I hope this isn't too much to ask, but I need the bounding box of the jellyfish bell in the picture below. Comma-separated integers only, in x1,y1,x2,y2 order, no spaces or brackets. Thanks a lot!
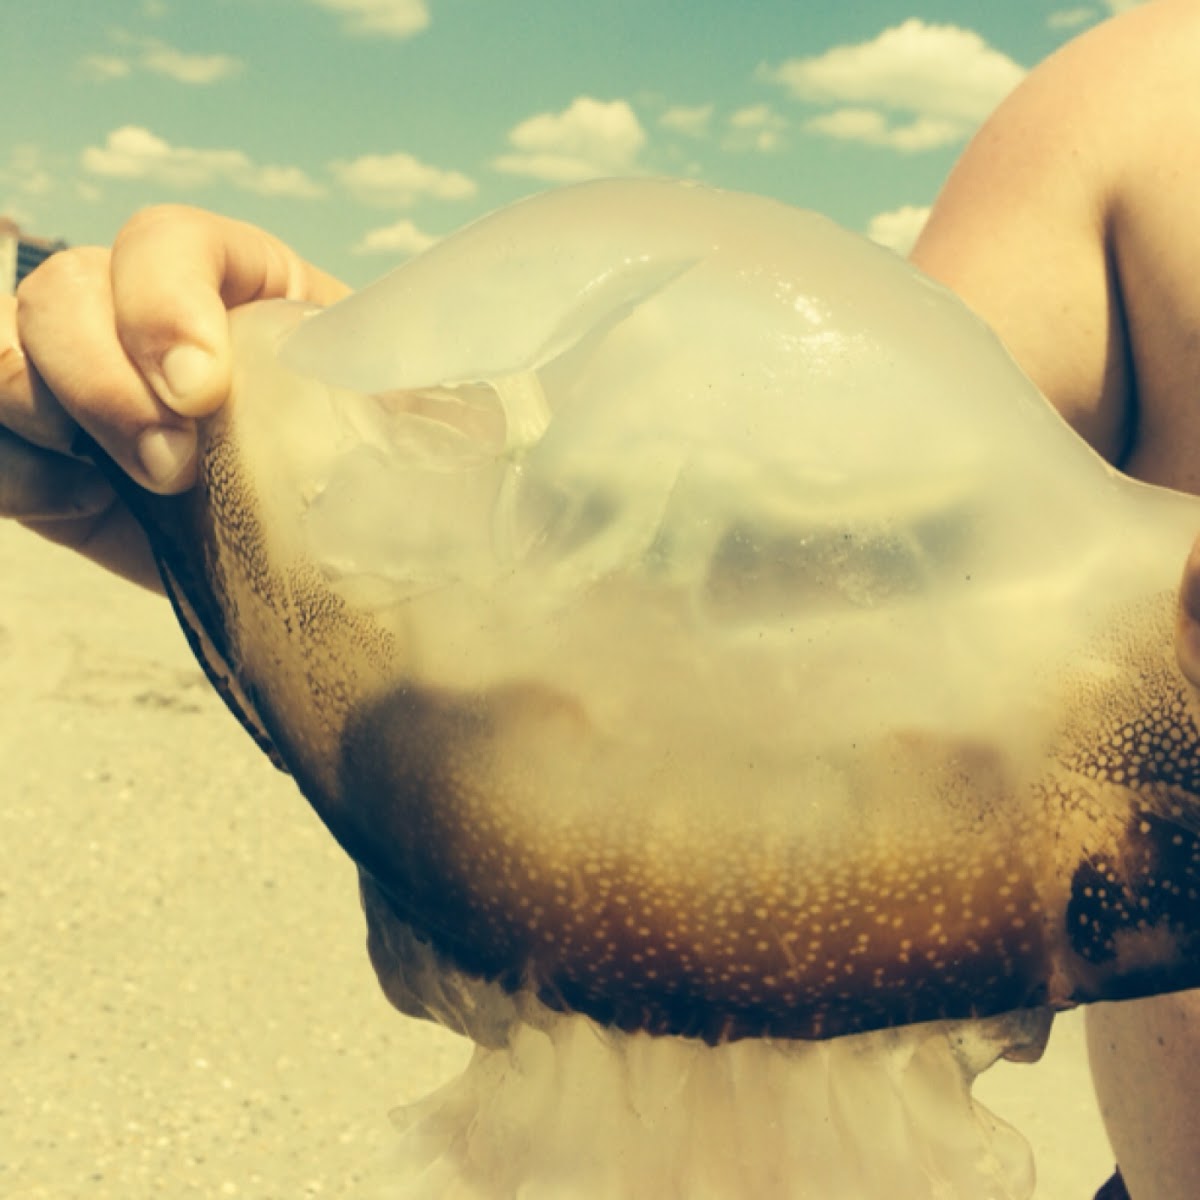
120,179,1200,1198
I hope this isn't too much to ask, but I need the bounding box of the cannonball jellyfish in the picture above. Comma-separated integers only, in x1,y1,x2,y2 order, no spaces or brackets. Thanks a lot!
112,179,1200,1198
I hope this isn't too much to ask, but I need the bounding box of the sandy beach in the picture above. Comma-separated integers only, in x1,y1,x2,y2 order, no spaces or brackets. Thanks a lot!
1,519,1118,1198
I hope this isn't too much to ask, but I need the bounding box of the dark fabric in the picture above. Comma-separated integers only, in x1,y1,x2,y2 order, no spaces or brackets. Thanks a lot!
1093,1168,1131,1200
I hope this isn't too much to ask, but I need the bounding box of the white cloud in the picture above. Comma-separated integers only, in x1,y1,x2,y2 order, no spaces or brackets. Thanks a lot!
310,0,429,38
81,54,133,81
805,106,963,152
765,20,1023,120
331,152,476,206
1046,6,1097,29
352,217,438,256
138,39,242,84
0,145,57,226
493,97,646,182
82,126,324,197
762,20,1025,151
82,34,242,85
724,103,787,152
659,103,714,139
2,146,55,198
866,204,931,254
249,164,328,197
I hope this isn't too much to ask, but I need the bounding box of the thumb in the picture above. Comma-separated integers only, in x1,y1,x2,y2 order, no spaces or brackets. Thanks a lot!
111,205,347,422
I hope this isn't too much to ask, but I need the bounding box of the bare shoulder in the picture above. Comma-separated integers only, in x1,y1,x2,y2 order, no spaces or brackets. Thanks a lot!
1100,3,1200,490
912,0,1200,477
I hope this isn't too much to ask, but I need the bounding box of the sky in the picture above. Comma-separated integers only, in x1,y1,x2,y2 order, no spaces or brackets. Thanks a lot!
2,0,1141,288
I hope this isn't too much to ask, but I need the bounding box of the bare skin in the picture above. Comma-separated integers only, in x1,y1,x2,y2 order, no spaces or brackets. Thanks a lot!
3,5,1198,1193
0,205,348,587
912,1,1200,1195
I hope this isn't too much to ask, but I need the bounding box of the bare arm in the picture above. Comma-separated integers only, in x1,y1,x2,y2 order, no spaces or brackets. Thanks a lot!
912,5,1200,1196
910,3,1142,462
914,0,1200,668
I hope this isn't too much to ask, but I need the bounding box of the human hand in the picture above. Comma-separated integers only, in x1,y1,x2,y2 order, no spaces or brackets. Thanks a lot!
0,205,349,587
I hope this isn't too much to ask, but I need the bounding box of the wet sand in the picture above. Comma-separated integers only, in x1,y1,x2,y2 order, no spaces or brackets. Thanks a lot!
1,521,1115,1198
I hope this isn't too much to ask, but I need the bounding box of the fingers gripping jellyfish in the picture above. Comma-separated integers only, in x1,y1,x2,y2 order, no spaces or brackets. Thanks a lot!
115,180,1200,1198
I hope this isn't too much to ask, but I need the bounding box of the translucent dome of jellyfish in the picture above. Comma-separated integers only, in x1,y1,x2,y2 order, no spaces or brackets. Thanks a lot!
120,179,1200,1199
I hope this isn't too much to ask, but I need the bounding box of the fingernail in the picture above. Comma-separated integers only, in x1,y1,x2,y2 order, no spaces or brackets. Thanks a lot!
159,343,216,413
137,425,196,489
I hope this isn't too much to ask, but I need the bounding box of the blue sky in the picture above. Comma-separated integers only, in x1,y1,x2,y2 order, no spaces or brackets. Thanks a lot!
2,0,1137,287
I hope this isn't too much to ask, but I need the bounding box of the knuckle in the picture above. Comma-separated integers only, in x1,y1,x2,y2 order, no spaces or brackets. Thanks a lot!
0,339,28,394
113,203,209,255
16,245,107,305
111,205,221,350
